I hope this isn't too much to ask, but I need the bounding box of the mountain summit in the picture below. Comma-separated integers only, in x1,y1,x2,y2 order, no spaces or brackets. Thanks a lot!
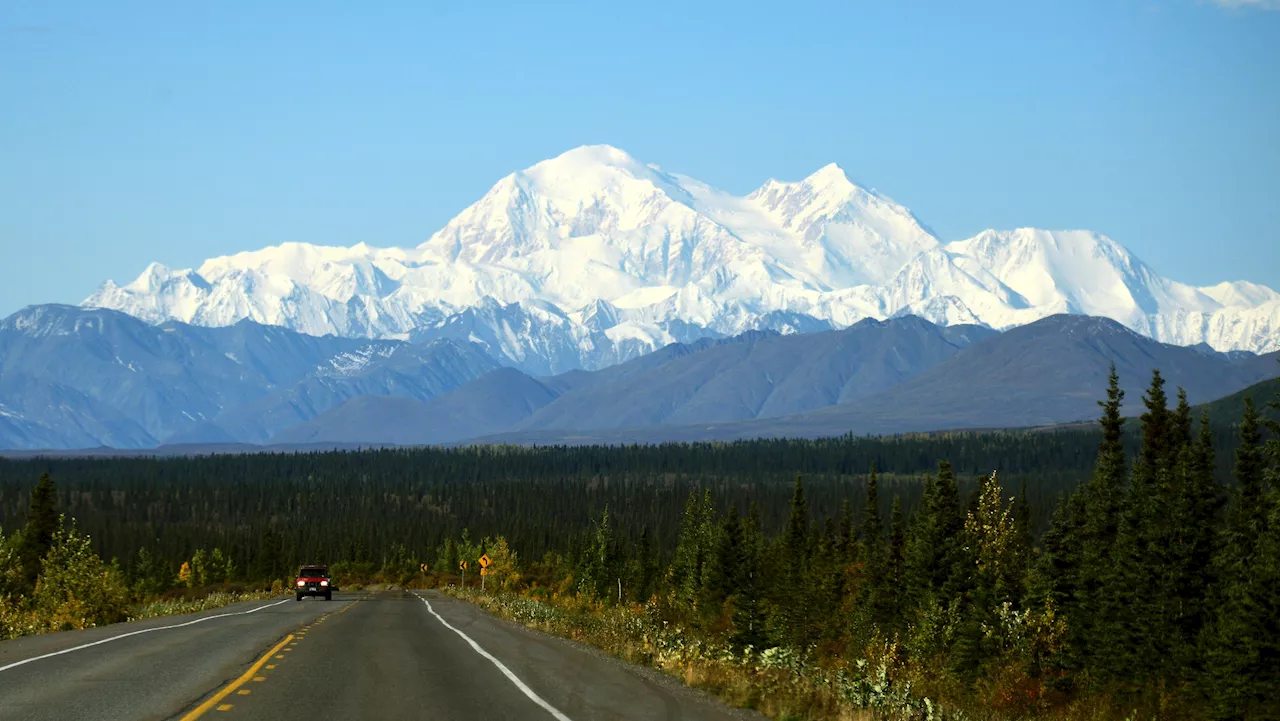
82,145,1280,373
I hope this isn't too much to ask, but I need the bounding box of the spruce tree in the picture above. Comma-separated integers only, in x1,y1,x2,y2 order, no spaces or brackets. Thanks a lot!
1201,395,1280,718
786,474,809,561
1159,443,1217,680
1193,409,1216,482
1172,386,1193,450
669,490,715,613
838,499,855,563
631,526,658,602
1009,478,1033,607
19,472,59,586
860,465,882,555
854,466,891,630
1033,490,1087,689
884,495,907,630
781,474,812,648
1234,396,1266,535
1075,365,1128,669
704,505,743,621
1138,368,1172,473
1101,368,1179,688
731,503,769,650
904,461,964,609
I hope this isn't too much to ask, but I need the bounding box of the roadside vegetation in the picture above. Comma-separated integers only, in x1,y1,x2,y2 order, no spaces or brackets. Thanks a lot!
0,479,281,639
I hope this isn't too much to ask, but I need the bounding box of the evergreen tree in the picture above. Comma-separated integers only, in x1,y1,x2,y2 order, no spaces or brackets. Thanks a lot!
704,504,743,616
18,472,59,586
1138,368,1173,473
581,507,618,601
853,466,892,633
860,465,883,558
1160,443,1218,680
1100,368,1183,689
1033,490,1087,688
1073,365,1128,672
883,495,907,631
668,490,715,613
785,474,809,561
1172,386,1193,449
1234,396,1267,536
837,499,855,563
1201,394,1280,718
629,526,658,602
1012,478,1033,588
904,461,964,609
780,474,812,648
731,503,769,650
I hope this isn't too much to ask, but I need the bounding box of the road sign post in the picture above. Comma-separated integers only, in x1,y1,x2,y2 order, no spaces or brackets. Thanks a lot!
459,560,468,588
478,554,491,592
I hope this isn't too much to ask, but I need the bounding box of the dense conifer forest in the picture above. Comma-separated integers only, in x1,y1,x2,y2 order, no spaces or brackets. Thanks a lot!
1,365,1278,718
0,420,1162,579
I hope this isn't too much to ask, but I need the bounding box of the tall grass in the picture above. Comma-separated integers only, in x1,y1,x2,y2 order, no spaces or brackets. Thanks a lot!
445,587,966,721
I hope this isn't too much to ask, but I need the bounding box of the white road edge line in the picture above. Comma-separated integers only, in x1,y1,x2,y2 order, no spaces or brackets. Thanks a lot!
0,598,291,674
415,593,572,721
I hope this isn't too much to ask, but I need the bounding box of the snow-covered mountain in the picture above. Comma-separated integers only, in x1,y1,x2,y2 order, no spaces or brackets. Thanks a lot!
83,145,1280,373
0,305,500,449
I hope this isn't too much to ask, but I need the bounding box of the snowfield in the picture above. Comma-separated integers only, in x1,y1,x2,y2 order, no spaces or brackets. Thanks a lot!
83,145,1280,374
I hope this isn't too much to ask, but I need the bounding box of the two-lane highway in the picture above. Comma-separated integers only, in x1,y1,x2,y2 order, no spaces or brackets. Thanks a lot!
0,593,358,721
0,590,766,720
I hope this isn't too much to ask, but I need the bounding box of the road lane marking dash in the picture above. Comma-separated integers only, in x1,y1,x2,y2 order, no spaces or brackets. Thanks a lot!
415,594,572,721
0,599,290,674
215,704,233,712
180,634,293,720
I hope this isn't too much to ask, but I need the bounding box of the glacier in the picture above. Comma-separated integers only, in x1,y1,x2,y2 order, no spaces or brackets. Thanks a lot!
83,144,1280,374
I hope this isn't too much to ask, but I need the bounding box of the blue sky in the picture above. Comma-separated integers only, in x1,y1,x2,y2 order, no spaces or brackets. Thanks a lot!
1,0,1278,318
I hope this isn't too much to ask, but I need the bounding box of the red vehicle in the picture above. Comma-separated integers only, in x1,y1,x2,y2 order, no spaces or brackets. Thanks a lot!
295,565,333,601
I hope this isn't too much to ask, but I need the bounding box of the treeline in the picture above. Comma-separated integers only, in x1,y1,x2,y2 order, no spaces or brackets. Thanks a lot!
0,420,1245,585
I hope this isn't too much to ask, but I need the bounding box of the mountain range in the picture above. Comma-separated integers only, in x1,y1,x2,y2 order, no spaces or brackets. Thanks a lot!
7,145,1278,450
279,314,1280,448
0,305,498,449
6,302,1273,451
82,145,1280,377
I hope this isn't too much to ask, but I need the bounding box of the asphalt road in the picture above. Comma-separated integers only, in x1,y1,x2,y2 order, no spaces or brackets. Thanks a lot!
0,590,766,721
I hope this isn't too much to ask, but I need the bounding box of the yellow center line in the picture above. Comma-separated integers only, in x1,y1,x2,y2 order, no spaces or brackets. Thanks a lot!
180,634,293,720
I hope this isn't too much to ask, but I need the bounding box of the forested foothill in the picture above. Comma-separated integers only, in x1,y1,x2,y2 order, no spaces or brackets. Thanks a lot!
1,365,1278,719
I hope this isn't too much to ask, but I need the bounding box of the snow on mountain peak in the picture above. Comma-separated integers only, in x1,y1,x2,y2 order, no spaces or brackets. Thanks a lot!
80,146,1280,369
535,144,647,173
802,162,856,192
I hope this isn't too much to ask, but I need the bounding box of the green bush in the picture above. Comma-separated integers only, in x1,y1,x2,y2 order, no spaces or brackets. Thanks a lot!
32,518,131,632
